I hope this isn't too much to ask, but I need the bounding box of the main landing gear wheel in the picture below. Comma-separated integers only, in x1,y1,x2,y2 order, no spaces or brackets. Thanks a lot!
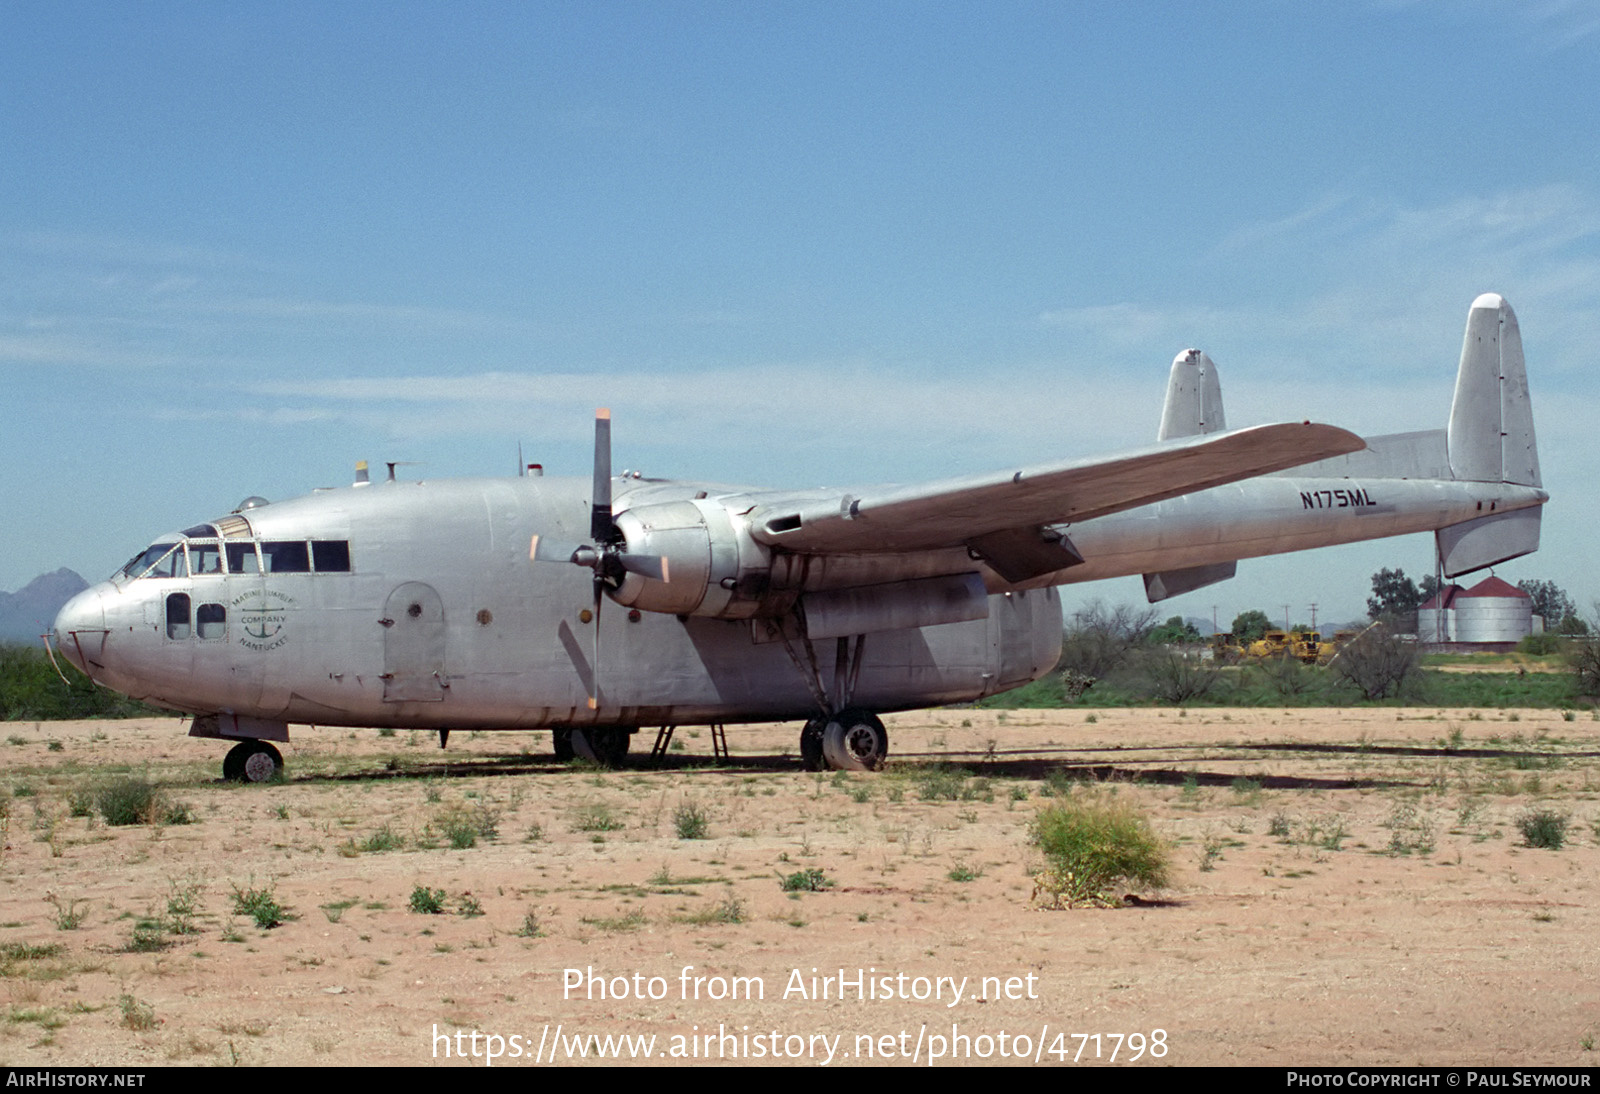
570,727,631,767
799,717,827,771
821,708,888,771
551,728,574,761
223,740,283,783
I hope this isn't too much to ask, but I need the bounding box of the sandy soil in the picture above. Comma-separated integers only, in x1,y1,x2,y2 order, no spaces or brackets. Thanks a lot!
2,707,1597,1068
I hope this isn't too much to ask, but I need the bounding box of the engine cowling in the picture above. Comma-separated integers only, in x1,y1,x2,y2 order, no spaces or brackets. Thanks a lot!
608,499,783,619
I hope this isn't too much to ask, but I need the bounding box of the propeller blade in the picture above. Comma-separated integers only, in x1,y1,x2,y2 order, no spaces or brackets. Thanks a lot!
587,576,603,711
591,408,613,542
618,553,669,582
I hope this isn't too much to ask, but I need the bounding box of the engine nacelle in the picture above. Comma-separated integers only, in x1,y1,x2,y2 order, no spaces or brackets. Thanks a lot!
610,499,782,618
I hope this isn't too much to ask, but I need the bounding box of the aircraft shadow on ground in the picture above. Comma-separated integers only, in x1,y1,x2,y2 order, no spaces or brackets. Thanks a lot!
230,737,1571,791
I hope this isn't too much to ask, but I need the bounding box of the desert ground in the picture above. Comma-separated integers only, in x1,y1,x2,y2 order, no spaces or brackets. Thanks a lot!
1,706,1597,1068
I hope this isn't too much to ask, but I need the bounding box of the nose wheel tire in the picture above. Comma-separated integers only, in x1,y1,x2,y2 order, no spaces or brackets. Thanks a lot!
570,727,631,766
821,709,888,771
223,740,283,783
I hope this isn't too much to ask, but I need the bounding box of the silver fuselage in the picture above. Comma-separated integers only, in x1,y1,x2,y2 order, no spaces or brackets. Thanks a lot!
53,453,1544,731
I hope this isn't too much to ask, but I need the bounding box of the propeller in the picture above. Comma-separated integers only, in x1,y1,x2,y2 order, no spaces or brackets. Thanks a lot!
529,409,668,710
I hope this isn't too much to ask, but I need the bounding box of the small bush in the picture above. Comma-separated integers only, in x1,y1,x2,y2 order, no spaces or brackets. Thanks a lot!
673,801,710,840
230,881,285,929
1030,793,1170,907
573,803,623,832
677,895,746,925
95,777,160,826
436,803,499,849
46,893,87,931
124,918,169,953
165,874,205,935
119,994,158,1031
360,825,404,853
778,868,834,892
1517,809,1568,850
409,885,447,914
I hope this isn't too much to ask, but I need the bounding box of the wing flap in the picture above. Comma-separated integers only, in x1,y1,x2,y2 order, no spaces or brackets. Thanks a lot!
752,422,1364,555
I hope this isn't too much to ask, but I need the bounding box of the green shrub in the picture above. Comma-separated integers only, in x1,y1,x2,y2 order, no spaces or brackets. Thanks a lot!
360,825,404,853
1030,793,1170,907
95,776,160,826
1517,809,1568,850
435,803,499,849
409,885,447,914
778,868,834,892
673,801,710,840
230,881,285,929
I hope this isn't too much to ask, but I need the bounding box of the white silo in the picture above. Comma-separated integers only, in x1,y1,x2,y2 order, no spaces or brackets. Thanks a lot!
1417,584,1463,643
1453,577,1532,644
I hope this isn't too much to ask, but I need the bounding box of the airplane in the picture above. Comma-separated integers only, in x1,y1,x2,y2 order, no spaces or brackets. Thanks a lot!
51,293,1546,781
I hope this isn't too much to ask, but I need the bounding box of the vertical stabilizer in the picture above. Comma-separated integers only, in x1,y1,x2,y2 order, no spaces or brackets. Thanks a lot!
1158,349,1225,441
1447,293,1541,487
1438,293,1544,577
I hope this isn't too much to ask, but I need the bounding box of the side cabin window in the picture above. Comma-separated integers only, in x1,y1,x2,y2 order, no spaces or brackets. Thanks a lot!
312,541,351,572
196,603,226,640
166,593,191,639
261,541,310,573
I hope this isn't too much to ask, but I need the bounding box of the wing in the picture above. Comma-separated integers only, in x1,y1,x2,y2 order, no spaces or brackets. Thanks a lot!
749,422,1364,575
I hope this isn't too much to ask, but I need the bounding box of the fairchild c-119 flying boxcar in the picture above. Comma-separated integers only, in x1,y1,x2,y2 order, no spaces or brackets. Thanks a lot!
52,294,1545,780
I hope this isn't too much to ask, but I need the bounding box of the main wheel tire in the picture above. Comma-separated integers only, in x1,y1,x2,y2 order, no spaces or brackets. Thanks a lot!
552,728,574,761
821,709,888,771
799,717,826,771
571,727,631,767
223,740,283,783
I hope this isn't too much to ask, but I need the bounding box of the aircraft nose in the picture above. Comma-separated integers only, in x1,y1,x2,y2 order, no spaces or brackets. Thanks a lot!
53,587,107,675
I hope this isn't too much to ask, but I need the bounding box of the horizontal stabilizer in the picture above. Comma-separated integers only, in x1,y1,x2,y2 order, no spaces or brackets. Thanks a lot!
1436,508,1541,578
1143,561,1237,602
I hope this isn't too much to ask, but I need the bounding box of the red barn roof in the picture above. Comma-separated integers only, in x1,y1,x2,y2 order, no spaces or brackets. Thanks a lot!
1459,576,1528,600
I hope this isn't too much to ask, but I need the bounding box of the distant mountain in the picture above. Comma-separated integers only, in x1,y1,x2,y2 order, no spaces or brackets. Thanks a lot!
0,568,88,643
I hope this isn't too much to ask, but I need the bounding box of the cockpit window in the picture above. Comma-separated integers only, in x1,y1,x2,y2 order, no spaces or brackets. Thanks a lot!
260,541,310,573
189,541,224,575
226,542,259,574
121,542,183,580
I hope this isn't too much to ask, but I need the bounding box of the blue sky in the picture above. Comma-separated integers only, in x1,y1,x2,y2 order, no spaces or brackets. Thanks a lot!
3,1,1598,627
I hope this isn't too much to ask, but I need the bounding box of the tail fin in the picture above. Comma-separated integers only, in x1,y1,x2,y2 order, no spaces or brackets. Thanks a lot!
1448,293,1541,487
1148,350,1236,600
1158,349,1225,440
1438,293,1543,576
